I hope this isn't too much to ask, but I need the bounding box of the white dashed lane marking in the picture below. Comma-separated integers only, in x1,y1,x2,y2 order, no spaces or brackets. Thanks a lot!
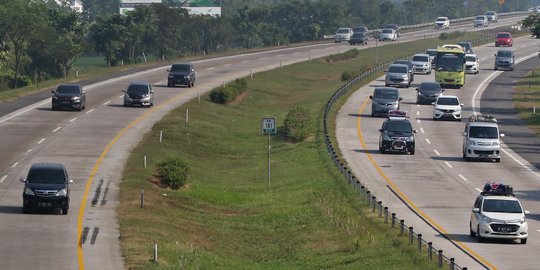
416,111,420,116
86,109,94,114
242,60,249,63
475,188,483,193
258,57,267,60
53,127,61,133
37,138,45,144
206,67,215,71
444,161,453,168
104,101,112,105
224,63,231,66
26,149,32,153
69,117,77,123
417,119,421,124
0,175,6,183
425,138,431,144
420,128,424,133
11,162,19,168
459,174,469,182
433,149,440,156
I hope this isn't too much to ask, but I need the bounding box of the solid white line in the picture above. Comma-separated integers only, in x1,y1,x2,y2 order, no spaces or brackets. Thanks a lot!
459,174,469,182
104,101,111,105
86,109,94,114
53,127,61,133
206,67,215,70
37,138,45,144
444,161,453,168
0,175,6,183
69,117,77,123
501,147,540,178
0,99,49,125
475,188,483,193
425,138,431,144
11,162,19,168
420,127,425,133
433,149,440,156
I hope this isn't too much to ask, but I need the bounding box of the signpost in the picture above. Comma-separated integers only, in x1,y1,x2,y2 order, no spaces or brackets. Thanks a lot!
261,117,276,187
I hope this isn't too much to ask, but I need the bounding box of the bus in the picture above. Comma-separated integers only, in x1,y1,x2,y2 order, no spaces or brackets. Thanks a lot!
435,45,466,88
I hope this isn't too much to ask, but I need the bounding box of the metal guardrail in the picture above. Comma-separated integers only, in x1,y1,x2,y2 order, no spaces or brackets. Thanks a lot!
321,34,502,270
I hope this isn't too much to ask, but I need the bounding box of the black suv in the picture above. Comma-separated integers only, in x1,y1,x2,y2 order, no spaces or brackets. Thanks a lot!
21,163,72,214
167,62,196,87
378,113,417,154
349,32,368,45
123,81,154,107
51,84,86,111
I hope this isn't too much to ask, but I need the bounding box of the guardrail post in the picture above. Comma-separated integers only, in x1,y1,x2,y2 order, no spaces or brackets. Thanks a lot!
428,242,433,261
438,250,443,268
391,213,396,227
366,191,371,206
384,207,388,223
372,197,376,213
378,201,383,217
417,234,422,252
409,227,414,244
400,220,405,235
450,258,455,270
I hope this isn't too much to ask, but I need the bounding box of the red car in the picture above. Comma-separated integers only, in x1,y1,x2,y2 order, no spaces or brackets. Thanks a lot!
495,32,513,47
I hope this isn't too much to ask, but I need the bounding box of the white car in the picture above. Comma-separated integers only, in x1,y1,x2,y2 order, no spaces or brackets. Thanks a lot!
470,182,528,244
432,95,462,120
411,53,431,74
434,17,450,29
465,54,479,74
474,15,488,27
334,28,353,43
379,28,397,41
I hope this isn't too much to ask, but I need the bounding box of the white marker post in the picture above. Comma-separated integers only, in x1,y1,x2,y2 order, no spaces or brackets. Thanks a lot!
261,117,277,187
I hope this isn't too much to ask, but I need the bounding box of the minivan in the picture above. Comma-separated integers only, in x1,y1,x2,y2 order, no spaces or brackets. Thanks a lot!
463,115,504,162
370,87,402,117
494,49,514,71
21,163,73,214
334,28,353,43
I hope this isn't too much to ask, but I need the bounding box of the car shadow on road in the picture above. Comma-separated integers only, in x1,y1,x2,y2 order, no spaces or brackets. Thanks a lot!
0,206,23,214
348,113,372,118
353,149,379,155
440,234,521,245
430,156,468,162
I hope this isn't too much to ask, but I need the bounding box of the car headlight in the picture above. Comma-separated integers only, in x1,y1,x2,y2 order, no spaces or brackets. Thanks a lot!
168,75,174,78
24,188,35,196
468,139,476,146
55,189,68,197
492,141,499,146
482,215,493,223
72,96,80,101
52,95,58,100
402,74,408,79
184,75,190,79
509,59,513,63
406,136,414,142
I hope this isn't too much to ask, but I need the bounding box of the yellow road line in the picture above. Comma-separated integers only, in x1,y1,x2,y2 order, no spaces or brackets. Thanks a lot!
356,97,496,270
77,92,188,270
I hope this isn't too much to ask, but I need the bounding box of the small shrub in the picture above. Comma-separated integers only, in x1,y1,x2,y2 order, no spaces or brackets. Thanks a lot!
326,49,360,62
341,71,352,81
284,106,311,142
156,158,189,189
209,78,247,104
438,31,465,40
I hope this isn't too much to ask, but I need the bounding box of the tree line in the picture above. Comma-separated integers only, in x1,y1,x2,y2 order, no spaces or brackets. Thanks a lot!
0,0,530,90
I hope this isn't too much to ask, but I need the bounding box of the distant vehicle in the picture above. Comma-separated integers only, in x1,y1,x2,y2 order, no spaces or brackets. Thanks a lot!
434,17,450,29
537,6,540,12
349,32,368,45
21,163,73,214
457,41,473,54
465,54,480,74
426,49,437,68
167,62,196,87
485,11,498,22
51,83,86,111
370,87,401,117
441,44,462,50
474,15,488,27
432,95,463,121
385,64,411,88
123,81,154,107
470,182,528,244
463,115,504,162
334,27,353,43
384,24,400,37
494,49,515,71
352,26,369,35
495,32,513,47
411,53,431,74
435,45,466,88
378,110,416,154
528,7,534,13
379,28,397,41
394,59,415,82
416,82,443,104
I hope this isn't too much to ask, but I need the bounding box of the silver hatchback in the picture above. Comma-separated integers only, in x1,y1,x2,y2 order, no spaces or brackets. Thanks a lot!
385,64,410,88
123,81,154,107
370,87,402,117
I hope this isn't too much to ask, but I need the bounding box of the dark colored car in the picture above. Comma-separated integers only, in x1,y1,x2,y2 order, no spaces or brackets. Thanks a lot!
426,49,437,68
123,81,154,107
353,26,368,34
21,163,72,214
416,82,444,104
394,59,415,82
370,87,402,116
384,24,400,37
349,32,368,45
167,62,196,87
495,32,513,47
458,41,473,54
378,116,416,154
51,84,85,111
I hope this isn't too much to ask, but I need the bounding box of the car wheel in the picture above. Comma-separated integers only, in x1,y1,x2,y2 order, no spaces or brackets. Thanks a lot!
521,238,527,244
495,158,501,163
494,67,498,70
62,208,68,215
123,103,128,107
22,205,29,214
469,223,476,237
52,106,57,111
510,67,514,71
379,147,386,154
409,148,415,155
77,106,82,111
476,226,483,242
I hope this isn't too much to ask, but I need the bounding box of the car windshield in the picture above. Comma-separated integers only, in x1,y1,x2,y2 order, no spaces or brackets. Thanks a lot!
353,33,365,37
475,16,485,20
384,121,412,133
436,97,459,105
170,64,191,72
353,27,367,33
419,83,441,92
486,12,496,16
394,61,410,67
337,29,350,33
436,18,446,22
56,85,80,94
483,199,522,213
412,55,428,62
497,51,512,57
127,84,150,95
469,126,498,139
497,33,510,38
27,168,66,184
382,29,393,34
374,89,398,99
466,56,477,62
388,66,407,73
435,52,465,72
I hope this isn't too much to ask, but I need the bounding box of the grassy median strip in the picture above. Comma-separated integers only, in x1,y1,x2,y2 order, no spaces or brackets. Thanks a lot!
514,67,540,134
118,29,518,269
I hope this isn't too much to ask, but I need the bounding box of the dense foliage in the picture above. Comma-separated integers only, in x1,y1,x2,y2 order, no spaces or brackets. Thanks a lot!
521,13,540,37
284,106,311,142
156,158,189,189
0,0,530,90
209,78,247,104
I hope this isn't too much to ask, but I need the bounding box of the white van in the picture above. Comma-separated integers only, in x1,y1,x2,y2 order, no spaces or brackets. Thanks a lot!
335,28,353,43
463,115,504,162
435,17,450,29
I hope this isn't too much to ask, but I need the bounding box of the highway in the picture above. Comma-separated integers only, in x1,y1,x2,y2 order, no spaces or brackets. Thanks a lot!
0,14,530,270
336,36,540,269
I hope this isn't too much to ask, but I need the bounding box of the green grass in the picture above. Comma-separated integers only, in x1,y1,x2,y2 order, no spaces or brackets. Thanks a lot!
116,28,527,269
514,67,540,135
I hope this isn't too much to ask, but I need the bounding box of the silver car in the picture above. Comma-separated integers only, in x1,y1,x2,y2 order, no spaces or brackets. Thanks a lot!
494,49,514,71
385,64,410,88
379,28,397,41
123,81,154,107
370,87,401,117
474,15,488,27
334,28,353,43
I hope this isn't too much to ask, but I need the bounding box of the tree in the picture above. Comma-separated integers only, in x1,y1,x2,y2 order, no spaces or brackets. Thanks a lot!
522,13,540,38
89,14,128,66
